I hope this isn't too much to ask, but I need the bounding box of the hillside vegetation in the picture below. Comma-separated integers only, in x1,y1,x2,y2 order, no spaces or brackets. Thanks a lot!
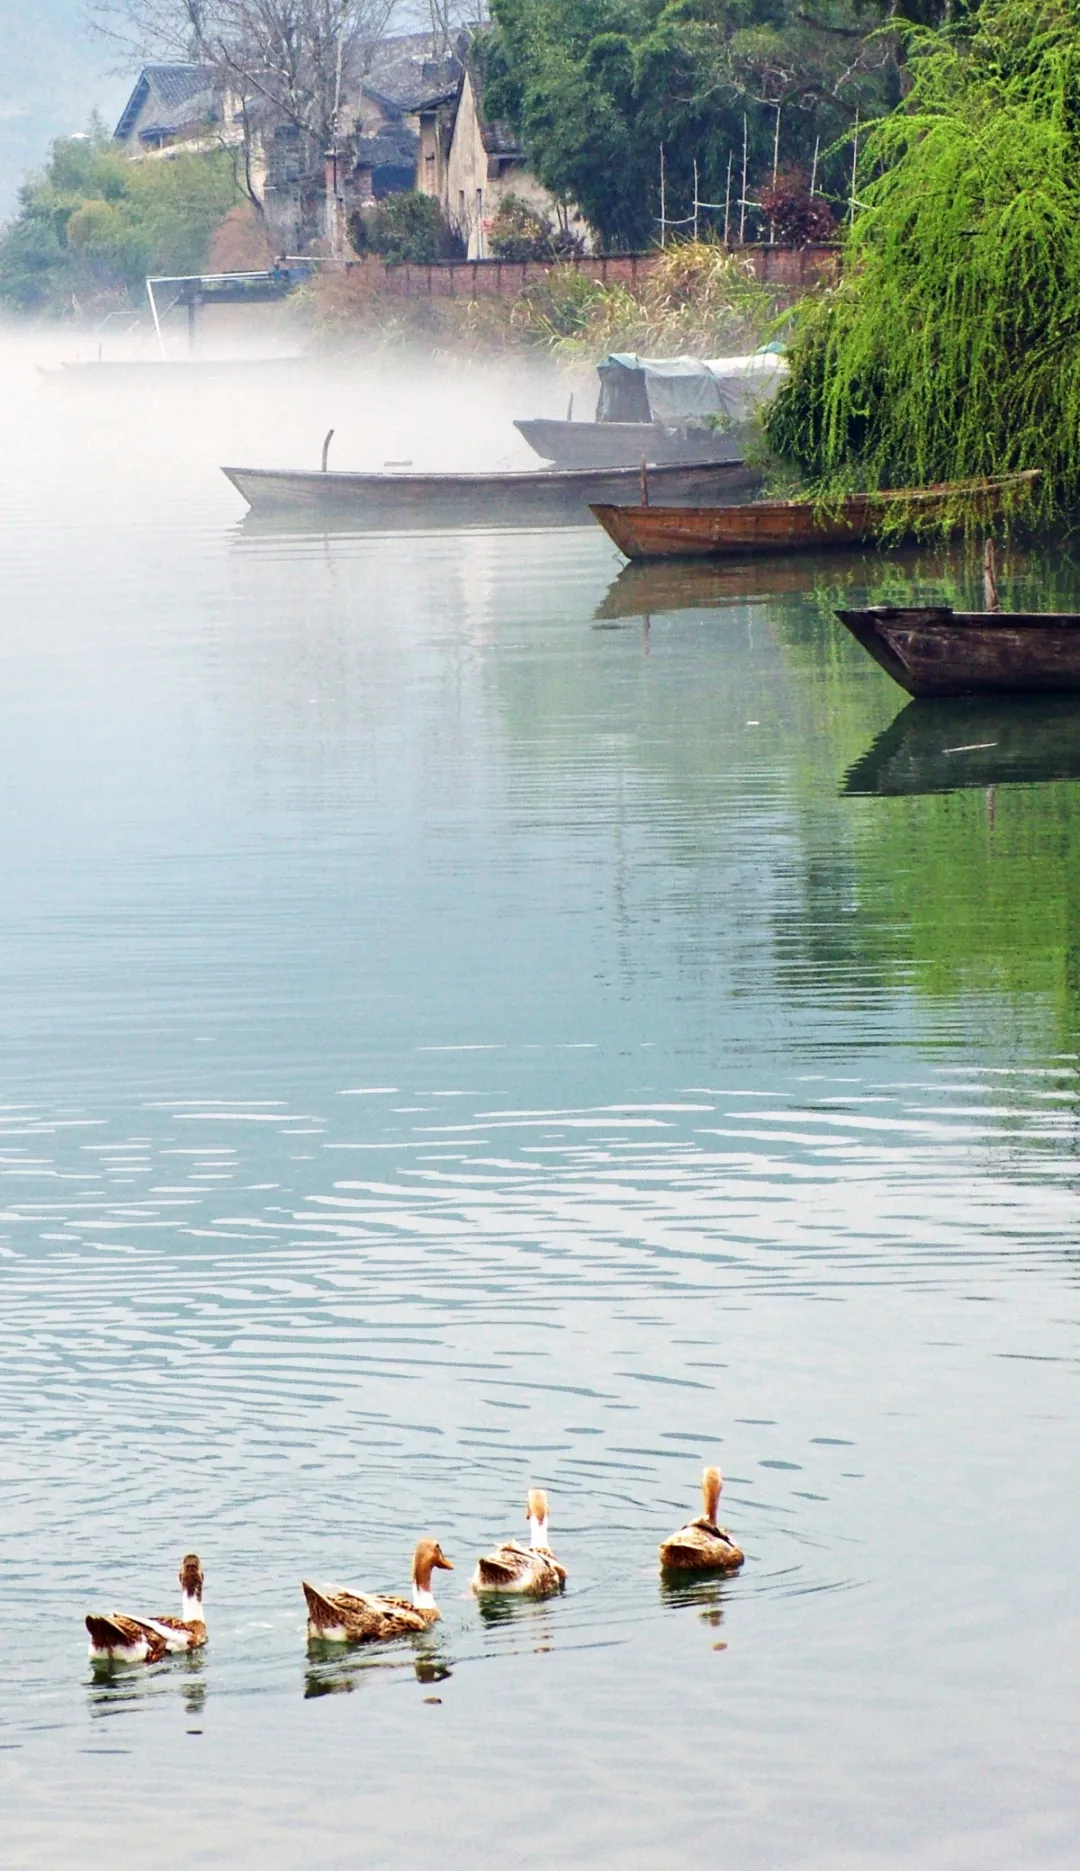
0,124,241,316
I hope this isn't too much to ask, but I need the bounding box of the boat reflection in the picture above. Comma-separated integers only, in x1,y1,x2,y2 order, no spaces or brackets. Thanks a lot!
844,695,1080,796
593,543,960,622
595,555,831,620
303,1640,452,1699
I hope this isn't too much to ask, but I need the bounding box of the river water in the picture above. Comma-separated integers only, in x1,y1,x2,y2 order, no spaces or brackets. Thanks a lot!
1,339,1078,1869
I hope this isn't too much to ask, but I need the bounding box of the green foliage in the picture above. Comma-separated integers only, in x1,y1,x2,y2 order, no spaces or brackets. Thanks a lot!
488,192,585,260
766,0,1080,520
362,191,463,264
484,0,911,251
0,124,241,316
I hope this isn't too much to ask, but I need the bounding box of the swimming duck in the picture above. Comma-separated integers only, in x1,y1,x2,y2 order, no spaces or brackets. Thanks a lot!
471,1488,567,1597
302,1538,453,1643
85,1553,206,1663
659,1467,744,1573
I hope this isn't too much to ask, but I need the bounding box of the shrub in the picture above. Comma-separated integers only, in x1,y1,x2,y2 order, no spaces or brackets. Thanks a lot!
757,171,837,248
488,193,584,262
363,191,463,264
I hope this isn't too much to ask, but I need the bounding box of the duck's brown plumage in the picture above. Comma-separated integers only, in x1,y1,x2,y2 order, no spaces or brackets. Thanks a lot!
303,1539,453,1643
471,1488,567,1597
659,1467,744,1573
85,1554,207,1661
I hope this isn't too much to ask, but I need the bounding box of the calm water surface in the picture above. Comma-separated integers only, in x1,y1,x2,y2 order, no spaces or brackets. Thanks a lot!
1,343,1079,1868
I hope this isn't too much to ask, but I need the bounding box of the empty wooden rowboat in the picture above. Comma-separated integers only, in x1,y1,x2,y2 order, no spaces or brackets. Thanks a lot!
221,457,761,529
589,473,1040,561
835,604,1080,698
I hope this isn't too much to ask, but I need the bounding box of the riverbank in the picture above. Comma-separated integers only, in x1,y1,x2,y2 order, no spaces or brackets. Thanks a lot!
301,241,835,360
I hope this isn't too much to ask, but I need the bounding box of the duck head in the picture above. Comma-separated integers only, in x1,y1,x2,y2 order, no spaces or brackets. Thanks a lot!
411,1538,453,1608
179,1553,204,1621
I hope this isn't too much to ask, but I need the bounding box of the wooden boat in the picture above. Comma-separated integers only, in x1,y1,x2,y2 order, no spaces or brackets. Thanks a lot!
514,417,741,470
835,603,1080,698
590,474,1040,561
221,457,761,529
843,695,1080,795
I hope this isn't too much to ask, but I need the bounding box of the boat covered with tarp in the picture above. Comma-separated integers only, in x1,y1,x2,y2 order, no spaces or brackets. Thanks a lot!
515,350,787,469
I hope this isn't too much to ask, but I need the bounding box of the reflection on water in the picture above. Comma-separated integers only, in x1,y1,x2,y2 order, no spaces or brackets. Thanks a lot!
304,1642,452,1699
2,345,1080,1868
844,694,1080,795
87,1652,208,1725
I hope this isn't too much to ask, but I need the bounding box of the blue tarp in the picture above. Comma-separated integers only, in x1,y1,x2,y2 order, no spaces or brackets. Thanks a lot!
596,350,787,426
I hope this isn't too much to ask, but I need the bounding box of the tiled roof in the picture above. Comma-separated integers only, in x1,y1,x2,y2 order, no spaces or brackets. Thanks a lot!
357,33,462,114
114,64,216,141
479,118,524,158
353,126,419,170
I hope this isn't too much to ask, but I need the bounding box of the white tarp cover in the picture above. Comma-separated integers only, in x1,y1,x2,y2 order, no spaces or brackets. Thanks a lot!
597,350,788,426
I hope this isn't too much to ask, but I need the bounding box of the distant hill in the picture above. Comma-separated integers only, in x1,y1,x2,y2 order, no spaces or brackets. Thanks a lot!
0,0,128,218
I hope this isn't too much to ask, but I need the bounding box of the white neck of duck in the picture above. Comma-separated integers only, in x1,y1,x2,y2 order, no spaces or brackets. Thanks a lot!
181,1590,204,1622
529,1513,550,1549
412,1581,437,1610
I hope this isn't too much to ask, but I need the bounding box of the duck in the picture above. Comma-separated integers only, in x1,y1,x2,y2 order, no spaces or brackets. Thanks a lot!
659,1467,744,1573
86,1553,206,1663
471,1488,567,1597
302,1538,453,1643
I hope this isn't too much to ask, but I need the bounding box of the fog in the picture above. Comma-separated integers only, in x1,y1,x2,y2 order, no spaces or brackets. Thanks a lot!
1,316,584,530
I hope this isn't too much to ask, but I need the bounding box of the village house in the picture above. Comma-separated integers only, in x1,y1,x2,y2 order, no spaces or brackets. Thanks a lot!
415,53,587,260
113,39,457,251
113,63,247,161
112,31,580,259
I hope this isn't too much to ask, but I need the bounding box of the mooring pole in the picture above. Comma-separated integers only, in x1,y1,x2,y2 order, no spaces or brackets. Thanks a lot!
321,428,335,472
983,538,1001,611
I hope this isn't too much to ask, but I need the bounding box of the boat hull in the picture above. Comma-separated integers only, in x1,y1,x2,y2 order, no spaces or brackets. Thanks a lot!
514,418,743,469
590,475,1039,561
836,606,1080,698
221,459,760,527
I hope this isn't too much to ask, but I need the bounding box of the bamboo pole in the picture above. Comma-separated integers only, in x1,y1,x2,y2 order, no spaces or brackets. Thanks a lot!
849,111,860,225
769,105,781,243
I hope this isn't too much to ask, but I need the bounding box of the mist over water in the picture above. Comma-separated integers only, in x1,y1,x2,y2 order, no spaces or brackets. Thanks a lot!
1,328,1079,1869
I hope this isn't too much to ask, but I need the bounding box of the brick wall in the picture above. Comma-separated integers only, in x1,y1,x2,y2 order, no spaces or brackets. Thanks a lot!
337,245,838,300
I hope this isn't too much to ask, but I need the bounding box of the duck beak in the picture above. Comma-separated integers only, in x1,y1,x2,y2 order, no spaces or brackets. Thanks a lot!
436,1550,454,1571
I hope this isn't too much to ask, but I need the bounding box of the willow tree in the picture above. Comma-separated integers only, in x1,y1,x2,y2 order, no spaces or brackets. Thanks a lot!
766,0,1080,521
